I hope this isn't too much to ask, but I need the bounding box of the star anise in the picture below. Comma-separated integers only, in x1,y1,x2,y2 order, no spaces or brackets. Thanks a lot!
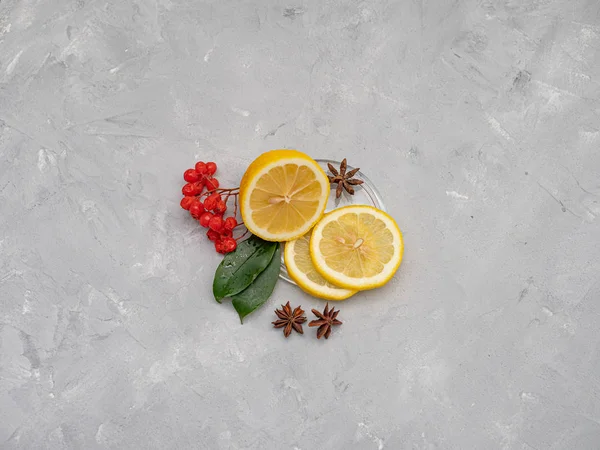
309,303,343,339
327,158,364,199
272,302,306,337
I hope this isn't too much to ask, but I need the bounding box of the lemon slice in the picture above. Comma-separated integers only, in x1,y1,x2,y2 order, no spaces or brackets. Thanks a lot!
240,150,330,242
310,205,403,290
284,233,357,300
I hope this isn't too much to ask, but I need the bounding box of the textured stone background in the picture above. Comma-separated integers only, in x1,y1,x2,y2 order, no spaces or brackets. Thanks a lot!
1,0,600,448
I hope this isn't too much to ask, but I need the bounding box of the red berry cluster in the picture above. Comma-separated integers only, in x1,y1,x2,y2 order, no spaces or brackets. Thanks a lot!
179,161,242,254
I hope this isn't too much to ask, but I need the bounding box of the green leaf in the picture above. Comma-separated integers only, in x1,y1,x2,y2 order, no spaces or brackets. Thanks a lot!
232,245,281,323
213,235,277,302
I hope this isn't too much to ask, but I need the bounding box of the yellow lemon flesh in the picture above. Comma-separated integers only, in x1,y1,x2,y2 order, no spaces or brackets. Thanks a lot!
240,150,330,242
284,232,356,301
310,205,403,290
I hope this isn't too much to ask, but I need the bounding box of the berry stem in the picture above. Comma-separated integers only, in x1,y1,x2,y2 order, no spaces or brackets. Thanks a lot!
198,187,239,200
236,228,250,241
211,188,239,194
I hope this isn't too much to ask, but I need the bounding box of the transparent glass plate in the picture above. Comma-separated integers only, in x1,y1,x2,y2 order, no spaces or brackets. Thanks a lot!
279,159,386,285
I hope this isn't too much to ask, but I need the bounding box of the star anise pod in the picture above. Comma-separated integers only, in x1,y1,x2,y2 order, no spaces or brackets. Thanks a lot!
327,158,364,199
272,302,306,337
309,303,343,339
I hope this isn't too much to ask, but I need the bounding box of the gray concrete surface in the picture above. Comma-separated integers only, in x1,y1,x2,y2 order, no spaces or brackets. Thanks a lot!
1,0,600,448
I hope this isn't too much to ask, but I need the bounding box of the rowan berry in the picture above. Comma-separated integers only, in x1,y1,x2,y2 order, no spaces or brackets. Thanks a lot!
215,240,227,254
199,212,212,227
184,169,200,183
180,197,194,210
195,161,207,175
204,193,221,210
221,237,237,253
214,200,227,215
209,215,224,232
189,202,204,219
182,183,196,196
207,229,220,241
205,177,219,191
206,162,217,175
224,217,237,231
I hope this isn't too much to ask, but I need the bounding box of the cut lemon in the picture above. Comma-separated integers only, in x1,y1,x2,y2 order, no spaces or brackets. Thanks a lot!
284,232,357,301
310,205,403,290
240,150,330,242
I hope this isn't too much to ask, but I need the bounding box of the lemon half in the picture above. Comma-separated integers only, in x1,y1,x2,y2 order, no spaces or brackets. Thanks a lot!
310,205,403,290
240,150,330,242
